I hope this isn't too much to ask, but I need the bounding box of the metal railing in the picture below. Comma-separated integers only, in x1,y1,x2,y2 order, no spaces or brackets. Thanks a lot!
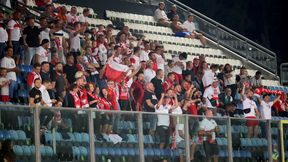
280,63,288,85
0,104,284,162
162,0,277,76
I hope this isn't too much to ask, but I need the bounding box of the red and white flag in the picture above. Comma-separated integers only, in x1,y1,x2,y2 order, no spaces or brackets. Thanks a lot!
105,61,129,83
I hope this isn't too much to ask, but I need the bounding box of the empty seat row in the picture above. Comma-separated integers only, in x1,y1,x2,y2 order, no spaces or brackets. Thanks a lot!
106,10,156,25
0,130,27,141
44,131,89,143
125,22,173,36
87,18,112,27
240,138,268,147
13,145,53,157
262,80,281,87
144,33,203,47
267,85,288,93
164,43,225,57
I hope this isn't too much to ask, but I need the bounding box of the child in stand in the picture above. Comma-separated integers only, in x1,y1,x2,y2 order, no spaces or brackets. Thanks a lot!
0,68,10,102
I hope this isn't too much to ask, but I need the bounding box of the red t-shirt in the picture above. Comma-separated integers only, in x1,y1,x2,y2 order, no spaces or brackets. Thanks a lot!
107,87,118,110
130,80,144,105
188,103,198,115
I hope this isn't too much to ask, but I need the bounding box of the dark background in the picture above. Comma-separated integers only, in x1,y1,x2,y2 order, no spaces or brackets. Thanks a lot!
179,0,287,66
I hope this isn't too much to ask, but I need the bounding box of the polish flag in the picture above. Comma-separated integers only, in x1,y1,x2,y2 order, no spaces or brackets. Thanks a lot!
105,60,129,83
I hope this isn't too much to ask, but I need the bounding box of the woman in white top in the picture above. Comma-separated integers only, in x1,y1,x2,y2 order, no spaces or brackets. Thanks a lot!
241,87,260,138
223,64,237,99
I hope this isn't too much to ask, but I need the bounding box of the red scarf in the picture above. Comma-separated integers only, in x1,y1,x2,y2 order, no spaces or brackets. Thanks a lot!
79,89,89,108
70,92,81,109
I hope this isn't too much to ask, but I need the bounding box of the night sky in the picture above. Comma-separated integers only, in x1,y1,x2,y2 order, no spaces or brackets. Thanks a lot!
178,0,287,66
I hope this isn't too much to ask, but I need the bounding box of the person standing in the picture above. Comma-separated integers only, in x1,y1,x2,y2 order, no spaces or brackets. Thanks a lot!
198,110,219,162
23,17,41,65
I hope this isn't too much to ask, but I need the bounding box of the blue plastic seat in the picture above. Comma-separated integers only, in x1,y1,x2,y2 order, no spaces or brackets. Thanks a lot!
79,146,88,157
40,145,46,156
8,130,18,140
13,145,23,156
45,146,53,157
30,146,35,155
17,130,26,140
95,147,102,155
81,133,89,143
22,145,31,156
72,146,80,159
114,148,122,156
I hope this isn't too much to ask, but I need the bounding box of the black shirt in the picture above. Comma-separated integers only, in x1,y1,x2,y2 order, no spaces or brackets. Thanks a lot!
29,87,42,104
23,26,41,47
63,64,78,84
143,91,158,112
167,11,178,21
51,72,66,97
150,77,163,100
40,71,51,82
182,69,195,81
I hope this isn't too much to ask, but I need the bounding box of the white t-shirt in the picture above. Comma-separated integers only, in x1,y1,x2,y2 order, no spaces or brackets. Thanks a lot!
154,8,168,21
1,57,16,81
0,77,9,95
224,71,236,86
171,56,185,74
203,86,220,108
182,20,196,33
36,46,48,64
66,13,79,24
155,54,165,71
260,101,273,119
7,19,21,41
199,118,217,141
39,85,52,107
144,68,156,83
175,123,184,143
78,14,89,23
202,69,215,87
69,31,81,52
156,104,171,127
242,97,257,118
139,50,150,61
39,28,50,44
0,27,8,43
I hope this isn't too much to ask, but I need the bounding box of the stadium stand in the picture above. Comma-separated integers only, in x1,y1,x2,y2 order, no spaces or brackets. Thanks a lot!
0,0,287,162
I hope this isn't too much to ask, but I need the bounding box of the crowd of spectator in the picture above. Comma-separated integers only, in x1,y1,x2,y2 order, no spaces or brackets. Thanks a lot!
0,1,288,162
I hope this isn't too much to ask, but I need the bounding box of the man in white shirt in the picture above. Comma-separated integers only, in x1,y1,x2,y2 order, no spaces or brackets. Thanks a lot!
7,11,22,64
144,60,156,83
257,94,281,120
198,110,219,162
182,15,207,46
69,22,85,52
250,71,262,88
154,2,170,27
78,8,90,24
155,46,165,72
203,77,220,108
139,41,150,61
171,52,187,83
156,93,178,148
35,39,49,64
0,47,19,102
39,80,57,129
66,6,79,24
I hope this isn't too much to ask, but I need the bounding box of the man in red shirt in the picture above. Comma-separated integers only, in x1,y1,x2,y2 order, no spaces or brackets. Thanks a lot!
27,63,41,90
162,72,175,92
130,73,145,111
107,80,118,111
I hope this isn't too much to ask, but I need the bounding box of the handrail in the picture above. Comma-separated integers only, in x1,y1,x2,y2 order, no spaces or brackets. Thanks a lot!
0,104,281,121
168,0,276,57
